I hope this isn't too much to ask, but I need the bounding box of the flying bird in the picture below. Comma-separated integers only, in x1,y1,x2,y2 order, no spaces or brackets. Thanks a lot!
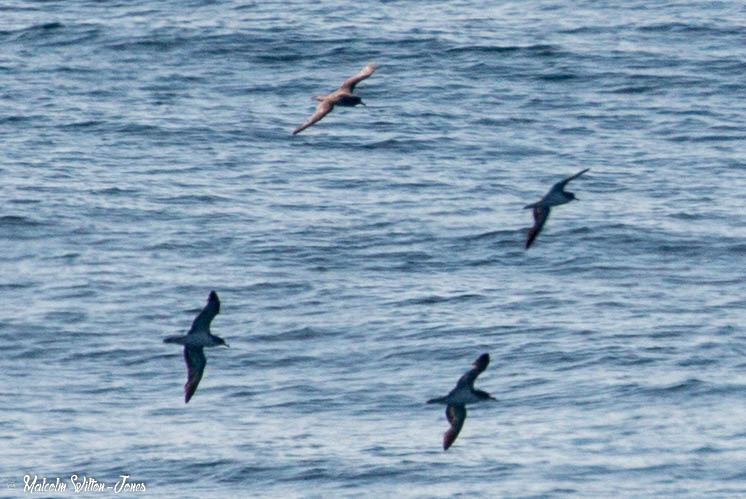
427,353,495,450
163,290,229,403
292,63,377,135
524,168,589,249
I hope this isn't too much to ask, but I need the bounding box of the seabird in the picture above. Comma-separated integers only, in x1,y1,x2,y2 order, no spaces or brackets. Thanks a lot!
292,62,377,135
524,168,589,249
427,353,495,450
163,290,229,403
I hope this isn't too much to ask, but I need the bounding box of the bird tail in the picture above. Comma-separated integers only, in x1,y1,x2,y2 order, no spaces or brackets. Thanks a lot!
523,202,537,209
427,396,445,404
163,335,186,345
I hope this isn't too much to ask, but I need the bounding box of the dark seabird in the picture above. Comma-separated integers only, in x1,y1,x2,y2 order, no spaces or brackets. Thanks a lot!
292,62,377,135
524,168,590,249
427,353,495,450
163,290,229,403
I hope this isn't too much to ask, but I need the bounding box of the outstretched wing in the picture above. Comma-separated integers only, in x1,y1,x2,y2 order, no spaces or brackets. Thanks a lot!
339,63,377,92
554,168,589,192
184,346,206,404
455,353,491,389
525,205,550,249
443,404,467,450
293,100,334,135
188,290,220,335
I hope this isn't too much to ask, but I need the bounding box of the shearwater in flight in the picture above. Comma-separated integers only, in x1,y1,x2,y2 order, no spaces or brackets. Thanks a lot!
427,353,495,450
524,168,589,249
292,63,377,135
163,290,229,403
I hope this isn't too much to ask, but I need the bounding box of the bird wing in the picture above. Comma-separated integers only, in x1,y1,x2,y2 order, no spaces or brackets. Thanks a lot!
292,100,334,135
443,404,467,450
554,168,589,192
525,205,550,249
184,346,206,403
339,63,377,92
188,290,220,335
455,353,491,390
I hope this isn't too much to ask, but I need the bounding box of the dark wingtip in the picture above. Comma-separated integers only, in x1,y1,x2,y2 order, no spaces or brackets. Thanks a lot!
474,353,490,370
208,290,220,313
525,228,537,249
443,431,456,451
185,381,197,403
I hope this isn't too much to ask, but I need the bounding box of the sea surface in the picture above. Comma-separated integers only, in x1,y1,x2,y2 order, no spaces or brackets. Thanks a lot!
2,0,746,497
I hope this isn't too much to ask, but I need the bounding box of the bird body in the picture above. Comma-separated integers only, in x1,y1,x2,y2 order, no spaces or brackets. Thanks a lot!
427,387,492,406
524,188,575,209
292,63,377,135
163,290,229,403
163,329,225,348
427,353,494,450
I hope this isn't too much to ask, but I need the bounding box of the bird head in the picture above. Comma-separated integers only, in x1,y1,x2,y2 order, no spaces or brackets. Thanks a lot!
342,95,364,106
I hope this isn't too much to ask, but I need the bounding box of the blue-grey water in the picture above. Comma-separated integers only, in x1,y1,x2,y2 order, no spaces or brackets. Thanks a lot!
3,0,746,497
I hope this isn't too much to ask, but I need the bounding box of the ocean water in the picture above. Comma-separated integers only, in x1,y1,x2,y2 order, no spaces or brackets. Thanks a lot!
2,0,746,496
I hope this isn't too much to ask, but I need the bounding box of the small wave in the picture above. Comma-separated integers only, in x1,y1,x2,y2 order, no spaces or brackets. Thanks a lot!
677,356,717,367
114,123,163,135
606,85,655,94
638,22,736,35
666,134,742,143
536,72,578,82
93,187,137,196
392,293,485,306
641,378,706,397
156,194,230,204
13,22,64,37
44,310,88,323
457,229,514,242
256,326,323,342
59,120,106,130
0,215,45,227
0,115,37,125
361,138,434,151
446,43,559,57
0,282,33,290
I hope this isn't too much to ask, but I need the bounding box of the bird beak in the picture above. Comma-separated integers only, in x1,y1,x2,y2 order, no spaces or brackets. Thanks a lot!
224,343,230,348
360,101,366,107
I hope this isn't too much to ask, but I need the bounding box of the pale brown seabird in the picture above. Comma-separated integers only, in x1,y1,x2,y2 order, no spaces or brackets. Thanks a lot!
163,290,229,403
524,168,590,249
292,62,377,135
